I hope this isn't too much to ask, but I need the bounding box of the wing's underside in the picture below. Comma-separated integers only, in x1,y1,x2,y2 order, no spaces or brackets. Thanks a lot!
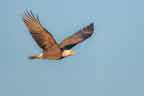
59,23,94,50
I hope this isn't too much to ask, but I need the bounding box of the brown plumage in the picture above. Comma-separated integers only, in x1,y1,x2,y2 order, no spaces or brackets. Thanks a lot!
23,10,94,60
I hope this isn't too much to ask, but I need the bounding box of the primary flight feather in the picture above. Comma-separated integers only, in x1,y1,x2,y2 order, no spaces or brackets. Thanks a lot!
23,10,94,60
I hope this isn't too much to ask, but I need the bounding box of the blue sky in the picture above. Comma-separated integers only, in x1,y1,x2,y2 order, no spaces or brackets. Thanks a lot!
0,0,144,96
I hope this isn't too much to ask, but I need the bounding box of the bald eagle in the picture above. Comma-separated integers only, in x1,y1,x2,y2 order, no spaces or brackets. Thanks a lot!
23,10,94,60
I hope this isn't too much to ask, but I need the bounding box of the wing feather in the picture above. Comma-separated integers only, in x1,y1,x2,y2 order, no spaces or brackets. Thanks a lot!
59,23,94,50
23,10,58,51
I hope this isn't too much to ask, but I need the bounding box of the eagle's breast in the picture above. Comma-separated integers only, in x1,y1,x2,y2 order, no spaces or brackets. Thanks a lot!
42,47,62,60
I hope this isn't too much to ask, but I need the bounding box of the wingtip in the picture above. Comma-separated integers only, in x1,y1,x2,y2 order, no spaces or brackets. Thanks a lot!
23,9,35,18
24,8,32,13
89,22,94,27
87,22,94,32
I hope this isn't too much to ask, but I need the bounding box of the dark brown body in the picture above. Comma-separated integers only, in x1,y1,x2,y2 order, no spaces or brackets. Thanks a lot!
42,47,62,60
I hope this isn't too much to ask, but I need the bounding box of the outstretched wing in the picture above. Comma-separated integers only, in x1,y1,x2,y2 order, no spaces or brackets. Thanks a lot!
59,23,94,50
23,10,58,51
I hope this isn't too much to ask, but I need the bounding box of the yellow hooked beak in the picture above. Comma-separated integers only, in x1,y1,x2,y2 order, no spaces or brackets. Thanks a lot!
70,50,76,55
